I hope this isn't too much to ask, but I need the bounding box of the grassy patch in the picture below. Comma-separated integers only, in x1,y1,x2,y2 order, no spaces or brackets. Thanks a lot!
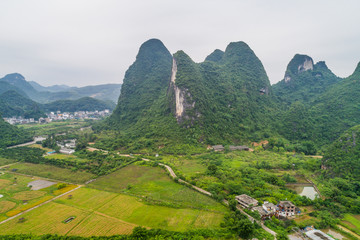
0,201,16,213
0,157,17,167
12,191,46,200
67,213,135,236
45,154,88,163
160,155,207,178
28,144,53,152
19,120,88,136
9,162,95,184
341,214,360,235
89,164,226,211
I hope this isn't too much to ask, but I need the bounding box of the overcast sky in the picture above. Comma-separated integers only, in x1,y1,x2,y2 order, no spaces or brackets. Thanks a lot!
0,0,359,87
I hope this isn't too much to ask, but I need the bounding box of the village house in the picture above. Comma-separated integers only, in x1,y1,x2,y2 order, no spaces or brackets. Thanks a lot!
235,194,258,208
263,201,277,214
278,201,296,217
252,206,270,220
252,201,278,220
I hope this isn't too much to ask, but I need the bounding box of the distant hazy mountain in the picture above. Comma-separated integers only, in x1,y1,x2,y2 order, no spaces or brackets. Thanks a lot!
0,73,121,104
0,81,27,96
0,73,38,99
41,97,115,113
29,81,72,92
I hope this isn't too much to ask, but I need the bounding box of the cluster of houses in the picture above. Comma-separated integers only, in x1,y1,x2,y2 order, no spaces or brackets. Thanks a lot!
3,110,111,125
44,110,111,122
4,117,36,125
47,139,77,155
235,194,299,220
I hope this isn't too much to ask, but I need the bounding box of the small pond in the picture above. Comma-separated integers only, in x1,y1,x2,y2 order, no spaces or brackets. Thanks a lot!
287,184,318,200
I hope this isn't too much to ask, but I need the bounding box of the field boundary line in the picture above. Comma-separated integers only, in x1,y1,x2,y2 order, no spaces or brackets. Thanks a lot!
0,185,82,225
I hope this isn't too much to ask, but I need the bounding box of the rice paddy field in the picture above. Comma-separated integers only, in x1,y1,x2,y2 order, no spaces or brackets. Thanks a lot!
88,164,226,211
0,186,225,236
0,172,75,221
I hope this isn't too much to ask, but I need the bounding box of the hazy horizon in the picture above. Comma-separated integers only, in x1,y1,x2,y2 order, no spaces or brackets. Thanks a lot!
1,0,359,87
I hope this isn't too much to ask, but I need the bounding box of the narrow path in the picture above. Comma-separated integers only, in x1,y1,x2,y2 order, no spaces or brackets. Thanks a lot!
236,206,277,238
0,185,82,225
0,162,18,169
6,137,46,149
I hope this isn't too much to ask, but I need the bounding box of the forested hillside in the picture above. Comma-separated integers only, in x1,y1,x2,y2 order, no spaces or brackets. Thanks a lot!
0,90,45,119
102,39,280,151
0,116,32,148
273,54,341,106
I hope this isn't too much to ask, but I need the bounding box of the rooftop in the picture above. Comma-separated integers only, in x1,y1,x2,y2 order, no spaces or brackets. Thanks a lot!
235,194,258,205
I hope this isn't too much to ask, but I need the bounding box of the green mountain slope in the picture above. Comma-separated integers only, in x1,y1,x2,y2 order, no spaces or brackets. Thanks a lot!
272,54,341,106
109,39,173,127
0,90,45,119
169,41,277,144
0,116,32,148
309,62,360,144
323,125,360,181
42,97,115,113
103,39,278,150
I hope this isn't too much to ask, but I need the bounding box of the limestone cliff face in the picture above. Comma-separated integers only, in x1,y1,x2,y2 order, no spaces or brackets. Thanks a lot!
284,54,314,83
169,58,197,123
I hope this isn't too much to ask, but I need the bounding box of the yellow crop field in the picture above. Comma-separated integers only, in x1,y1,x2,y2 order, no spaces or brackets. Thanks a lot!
0,200,16,213
97,193,224,231
56,187,117,211
13,191,46,200
67,212,136,236
0,202,89,235
6,195,54,217
0,179,11,189
53,184,78,196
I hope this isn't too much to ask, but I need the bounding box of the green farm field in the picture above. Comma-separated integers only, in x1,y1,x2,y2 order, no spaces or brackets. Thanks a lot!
9,162,95,184
18,120,89,136
0,187,225,235
88,164,226,211
0,157,17,167
45,153,89,163
159,155,207,179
